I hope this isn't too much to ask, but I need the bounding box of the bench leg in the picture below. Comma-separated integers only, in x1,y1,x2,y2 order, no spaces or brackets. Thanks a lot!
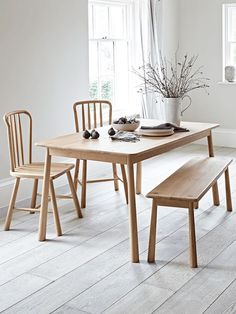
188,203,198,268
148,199,158,263
207,133,220,206
225,168,232,212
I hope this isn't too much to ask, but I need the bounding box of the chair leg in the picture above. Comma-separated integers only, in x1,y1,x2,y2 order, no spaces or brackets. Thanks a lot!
188,203,198,268
67,171,83,218
81,160,87,208
4,178,20,231
120,164,128,204
112,163,119,191
30,179,38,214
225,168,232,212
49,180,62,236
148,199,158,263
74,159,80,191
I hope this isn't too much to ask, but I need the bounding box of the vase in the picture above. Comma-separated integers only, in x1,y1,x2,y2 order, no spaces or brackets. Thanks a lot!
225,66,236,82
162,96,192,126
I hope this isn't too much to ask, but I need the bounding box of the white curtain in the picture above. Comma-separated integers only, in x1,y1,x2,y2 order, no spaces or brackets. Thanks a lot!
132,0,163,119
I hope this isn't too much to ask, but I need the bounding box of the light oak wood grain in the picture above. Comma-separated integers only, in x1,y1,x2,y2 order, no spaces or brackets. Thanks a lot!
146,157,232,202
73,100,128,208
36,121,219,262
3,110,82,239
147,157,232,268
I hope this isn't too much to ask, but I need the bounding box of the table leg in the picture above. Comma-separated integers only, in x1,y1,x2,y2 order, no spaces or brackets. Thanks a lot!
38,149,51,241
207,132,220,206
136,162,142,195
127,158,139,263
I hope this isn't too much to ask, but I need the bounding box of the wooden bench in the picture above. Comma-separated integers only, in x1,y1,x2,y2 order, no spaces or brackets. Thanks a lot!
146,157,233,268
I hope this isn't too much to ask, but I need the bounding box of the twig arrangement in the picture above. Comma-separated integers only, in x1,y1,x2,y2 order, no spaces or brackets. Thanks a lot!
135,54,210,98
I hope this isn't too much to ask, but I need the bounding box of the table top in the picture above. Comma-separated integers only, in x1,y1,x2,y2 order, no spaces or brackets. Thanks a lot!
36,120,219,163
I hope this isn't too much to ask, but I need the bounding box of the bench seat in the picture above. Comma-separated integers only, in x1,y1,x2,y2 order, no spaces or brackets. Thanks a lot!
147,157,233,268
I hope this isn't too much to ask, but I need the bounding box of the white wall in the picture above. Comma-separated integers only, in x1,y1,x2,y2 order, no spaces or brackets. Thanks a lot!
162,0,180,59
179,0,236,147
0,0,89,209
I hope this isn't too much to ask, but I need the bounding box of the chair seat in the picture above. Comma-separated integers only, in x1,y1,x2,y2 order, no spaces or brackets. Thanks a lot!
11,162,74,179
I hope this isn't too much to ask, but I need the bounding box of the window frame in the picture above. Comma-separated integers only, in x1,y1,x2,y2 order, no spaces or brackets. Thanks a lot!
223,3,236,79
89,0,133,112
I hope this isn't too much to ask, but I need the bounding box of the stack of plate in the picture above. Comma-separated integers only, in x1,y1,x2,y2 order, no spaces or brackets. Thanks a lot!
138,128,174,137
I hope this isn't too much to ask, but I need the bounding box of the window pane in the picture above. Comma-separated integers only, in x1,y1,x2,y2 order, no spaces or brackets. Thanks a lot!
230,43,236,65
115,41,129,108
89,80,99,99
88,1,130,109
89,41,98,79
89,41,98,99
99,41,114,76
228,7,236,41
93,5,109,39
110,6,125,39
101,78,113,100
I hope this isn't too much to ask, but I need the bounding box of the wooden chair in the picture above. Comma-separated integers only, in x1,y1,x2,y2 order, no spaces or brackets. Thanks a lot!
3,110,82,235
146,157,233,268
73,100,128,208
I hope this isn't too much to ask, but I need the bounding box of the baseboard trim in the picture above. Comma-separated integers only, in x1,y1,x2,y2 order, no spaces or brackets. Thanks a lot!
194,127,236,148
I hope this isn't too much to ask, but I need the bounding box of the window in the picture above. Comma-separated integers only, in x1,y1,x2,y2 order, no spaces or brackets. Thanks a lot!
223,4,236,69
89,0,132,112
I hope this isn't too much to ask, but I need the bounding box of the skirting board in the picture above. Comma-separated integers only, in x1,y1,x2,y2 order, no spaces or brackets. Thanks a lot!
194,127,236,148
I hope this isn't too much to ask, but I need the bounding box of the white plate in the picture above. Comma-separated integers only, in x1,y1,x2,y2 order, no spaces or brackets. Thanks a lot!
139,129,174,137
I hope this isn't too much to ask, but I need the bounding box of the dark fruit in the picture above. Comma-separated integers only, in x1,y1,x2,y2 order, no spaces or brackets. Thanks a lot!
118,117,127,124
91,129,100,139
113,116,138,125
82,129,91,139
108,127,116,136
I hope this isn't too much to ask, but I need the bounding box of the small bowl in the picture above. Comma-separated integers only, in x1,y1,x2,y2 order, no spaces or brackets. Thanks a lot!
112,120,140,132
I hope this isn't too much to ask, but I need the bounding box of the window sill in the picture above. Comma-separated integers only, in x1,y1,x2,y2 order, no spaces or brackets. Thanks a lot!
217,81,236,85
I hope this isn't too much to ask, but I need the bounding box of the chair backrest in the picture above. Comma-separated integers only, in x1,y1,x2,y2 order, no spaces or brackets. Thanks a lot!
3,110,32,172
73,100,112,132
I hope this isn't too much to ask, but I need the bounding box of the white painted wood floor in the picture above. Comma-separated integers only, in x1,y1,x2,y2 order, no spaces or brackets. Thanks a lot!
0,144,236,314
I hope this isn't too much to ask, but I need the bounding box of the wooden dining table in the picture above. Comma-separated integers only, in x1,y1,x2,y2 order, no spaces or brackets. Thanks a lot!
36,120,219,263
